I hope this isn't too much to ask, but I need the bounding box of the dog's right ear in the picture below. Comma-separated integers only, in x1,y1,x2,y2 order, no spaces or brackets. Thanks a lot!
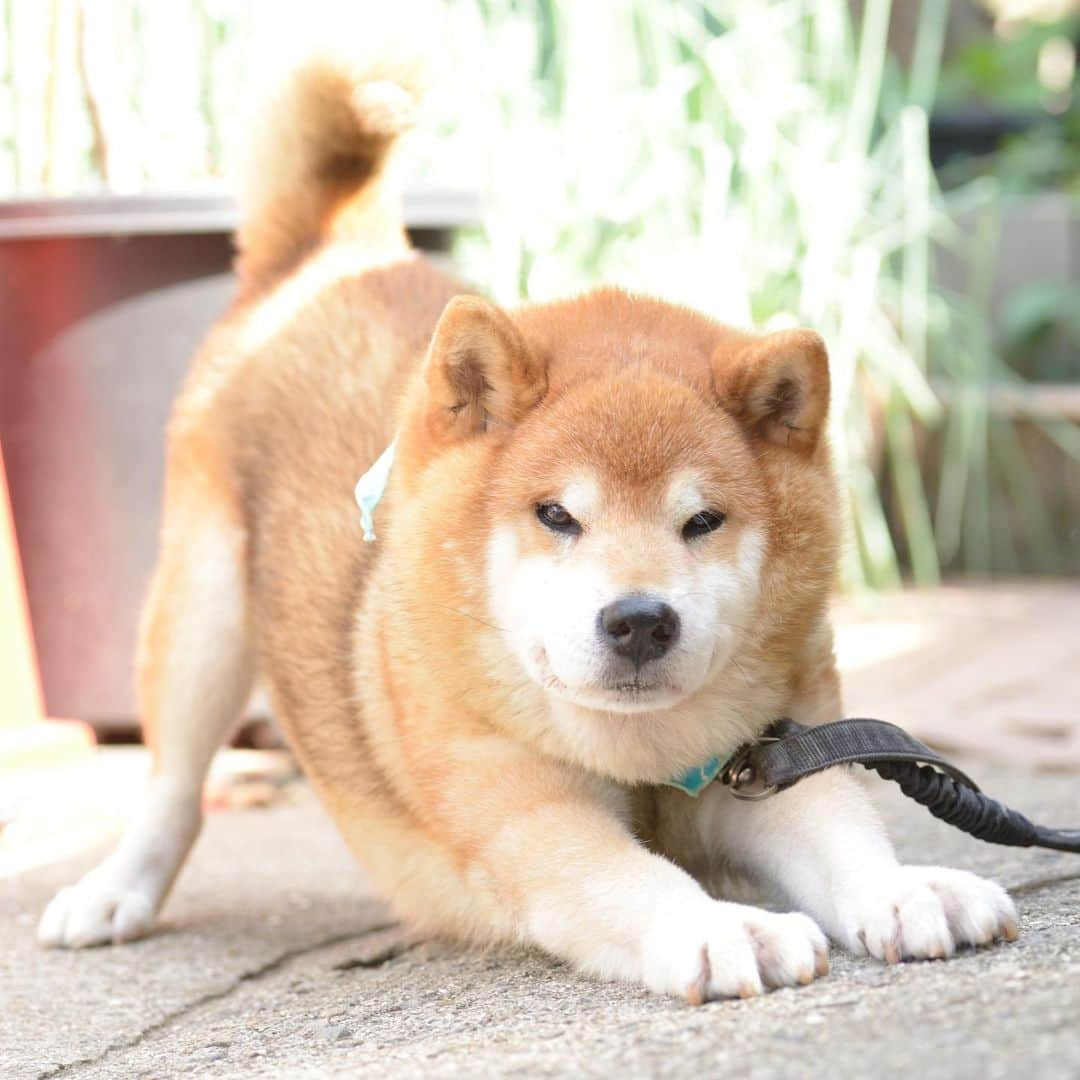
420,296,546,442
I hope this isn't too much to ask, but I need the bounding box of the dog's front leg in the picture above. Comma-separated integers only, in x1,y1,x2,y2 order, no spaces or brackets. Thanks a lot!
423,741,828,1002
696,768,1018,961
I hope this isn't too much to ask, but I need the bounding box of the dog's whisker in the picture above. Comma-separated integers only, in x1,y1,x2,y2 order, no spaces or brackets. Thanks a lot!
729,656,754,688
425,603,508,635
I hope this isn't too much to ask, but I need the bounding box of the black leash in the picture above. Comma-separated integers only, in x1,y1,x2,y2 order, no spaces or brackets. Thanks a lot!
720,718,1080,854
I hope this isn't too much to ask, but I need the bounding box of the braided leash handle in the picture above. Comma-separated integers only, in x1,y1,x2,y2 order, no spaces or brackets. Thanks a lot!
871,760,1080,852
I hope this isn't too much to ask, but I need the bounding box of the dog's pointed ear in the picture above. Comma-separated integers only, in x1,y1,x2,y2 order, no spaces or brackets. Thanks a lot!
715,329,830,452
422,296,546,441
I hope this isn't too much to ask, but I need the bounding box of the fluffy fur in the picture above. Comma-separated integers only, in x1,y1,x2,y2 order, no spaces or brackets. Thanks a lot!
39,55,1017,1001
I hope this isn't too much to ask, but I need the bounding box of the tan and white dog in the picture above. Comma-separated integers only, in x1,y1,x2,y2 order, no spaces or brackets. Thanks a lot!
39,58,1017,1002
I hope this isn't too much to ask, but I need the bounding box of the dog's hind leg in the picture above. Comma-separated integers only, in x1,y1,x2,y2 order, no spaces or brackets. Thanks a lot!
39,467,253,948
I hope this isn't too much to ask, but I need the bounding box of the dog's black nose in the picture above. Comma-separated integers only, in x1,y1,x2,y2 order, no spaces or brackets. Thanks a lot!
598,596,680,668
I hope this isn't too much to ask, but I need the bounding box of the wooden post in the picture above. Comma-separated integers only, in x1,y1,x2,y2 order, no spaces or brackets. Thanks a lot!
0,440,94,768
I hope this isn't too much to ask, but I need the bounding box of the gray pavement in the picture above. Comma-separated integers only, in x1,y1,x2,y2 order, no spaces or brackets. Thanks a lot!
3,762,1079,1079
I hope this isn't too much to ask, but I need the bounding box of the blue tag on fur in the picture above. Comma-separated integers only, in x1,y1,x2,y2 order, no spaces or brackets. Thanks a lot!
665,755,725,797
354,440,396,542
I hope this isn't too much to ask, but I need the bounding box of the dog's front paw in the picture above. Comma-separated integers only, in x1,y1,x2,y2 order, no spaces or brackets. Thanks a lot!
38,864,158,949
642,897,829,1004
833,865,1018,963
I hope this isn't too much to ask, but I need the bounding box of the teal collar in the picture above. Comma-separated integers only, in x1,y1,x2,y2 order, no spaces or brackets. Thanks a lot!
664,754,730,797
354,440,397,542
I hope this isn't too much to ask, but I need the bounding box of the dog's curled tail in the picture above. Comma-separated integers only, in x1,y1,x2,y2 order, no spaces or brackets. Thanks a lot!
235,53,422,290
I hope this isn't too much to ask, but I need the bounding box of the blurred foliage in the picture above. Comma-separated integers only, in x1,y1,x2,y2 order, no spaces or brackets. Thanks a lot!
441,0,1079,584
1002,281,1080,379
938,13,1079,110
0,0,255,193
1,0,1077,582
986,122,1080,197
932,11,1078,396
936,13,1080,197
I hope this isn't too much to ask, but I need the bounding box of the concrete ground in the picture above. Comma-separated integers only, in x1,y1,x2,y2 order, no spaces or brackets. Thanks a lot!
3,585,1079,1079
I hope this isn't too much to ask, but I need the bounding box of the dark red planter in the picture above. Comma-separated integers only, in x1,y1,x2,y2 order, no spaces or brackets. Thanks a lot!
0,191,477,733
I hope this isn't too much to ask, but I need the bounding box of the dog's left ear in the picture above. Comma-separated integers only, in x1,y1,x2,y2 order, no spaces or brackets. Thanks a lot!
422,296,546,441
715,329,830,453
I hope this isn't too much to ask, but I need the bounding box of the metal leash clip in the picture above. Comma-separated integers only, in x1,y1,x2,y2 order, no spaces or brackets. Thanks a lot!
721,741,780,801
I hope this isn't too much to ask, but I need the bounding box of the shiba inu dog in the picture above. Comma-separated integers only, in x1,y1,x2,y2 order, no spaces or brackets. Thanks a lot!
39,57,1017,1002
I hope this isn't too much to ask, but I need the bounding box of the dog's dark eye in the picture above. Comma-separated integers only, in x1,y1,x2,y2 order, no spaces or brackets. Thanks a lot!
536,502,582,536
682,510,726,540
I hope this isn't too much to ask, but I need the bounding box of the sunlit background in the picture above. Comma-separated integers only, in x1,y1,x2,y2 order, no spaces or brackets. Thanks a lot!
2,0,1077,588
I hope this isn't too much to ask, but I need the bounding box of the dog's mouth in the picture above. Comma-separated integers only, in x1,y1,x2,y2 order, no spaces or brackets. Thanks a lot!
533,647,684,713
604,679,666,695
554,681,687,715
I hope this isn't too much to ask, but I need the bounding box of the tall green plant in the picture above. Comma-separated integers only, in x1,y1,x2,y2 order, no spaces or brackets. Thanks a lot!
435,0,1076,587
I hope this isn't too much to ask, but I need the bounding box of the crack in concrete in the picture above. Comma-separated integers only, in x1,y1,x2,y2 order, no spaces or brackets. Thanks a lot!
333,935,420,971
36,922,400,1080
1008,871,1080,898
